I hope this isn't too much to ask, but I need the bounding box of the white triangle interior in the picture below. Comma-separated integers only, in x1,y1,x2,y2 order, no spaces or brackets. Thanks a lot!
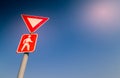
27,17,43,28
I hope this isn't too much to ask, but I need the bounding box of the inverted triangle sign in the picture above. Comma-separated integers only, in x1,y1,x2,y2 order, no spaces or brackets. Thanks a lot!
21,14,49,33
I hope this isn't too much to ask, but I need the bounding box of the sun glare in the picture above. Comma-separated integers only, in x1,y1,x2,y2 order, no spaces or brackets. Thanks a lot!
89,2,117,23
82,1,120,33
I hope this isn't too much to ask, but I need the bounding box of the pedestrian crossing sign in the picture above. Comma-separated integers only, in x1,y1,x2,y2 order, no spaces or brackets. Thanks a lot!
16,33,38,53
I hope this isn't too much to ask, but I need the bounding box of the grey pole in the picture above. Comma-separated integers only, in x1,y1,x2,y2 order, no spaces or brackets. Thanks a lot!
17,53,29,78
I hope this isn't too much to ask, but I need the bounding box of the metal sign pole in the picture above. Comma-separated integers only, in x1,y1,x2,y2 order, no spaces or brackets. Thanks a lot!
17,53,29,78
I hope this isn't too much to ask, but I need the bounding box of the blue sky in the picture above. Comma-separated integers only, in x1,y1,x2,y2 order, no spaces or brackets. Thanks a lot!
0,0,120,78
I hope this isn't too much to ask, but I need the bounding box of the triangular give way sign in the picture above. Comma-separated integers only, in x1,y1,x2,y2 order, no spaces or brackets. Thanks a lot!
21,14,49,33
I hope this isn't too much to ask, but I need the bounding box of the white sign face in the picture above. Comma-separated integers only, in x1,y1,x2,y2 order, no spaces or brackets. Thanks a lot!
27,18,43,28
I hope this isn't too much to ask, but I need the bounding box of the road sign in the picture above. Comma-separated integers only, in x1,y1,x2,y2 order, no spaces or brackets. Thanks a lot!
21,14,49,33
17,34,38,53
